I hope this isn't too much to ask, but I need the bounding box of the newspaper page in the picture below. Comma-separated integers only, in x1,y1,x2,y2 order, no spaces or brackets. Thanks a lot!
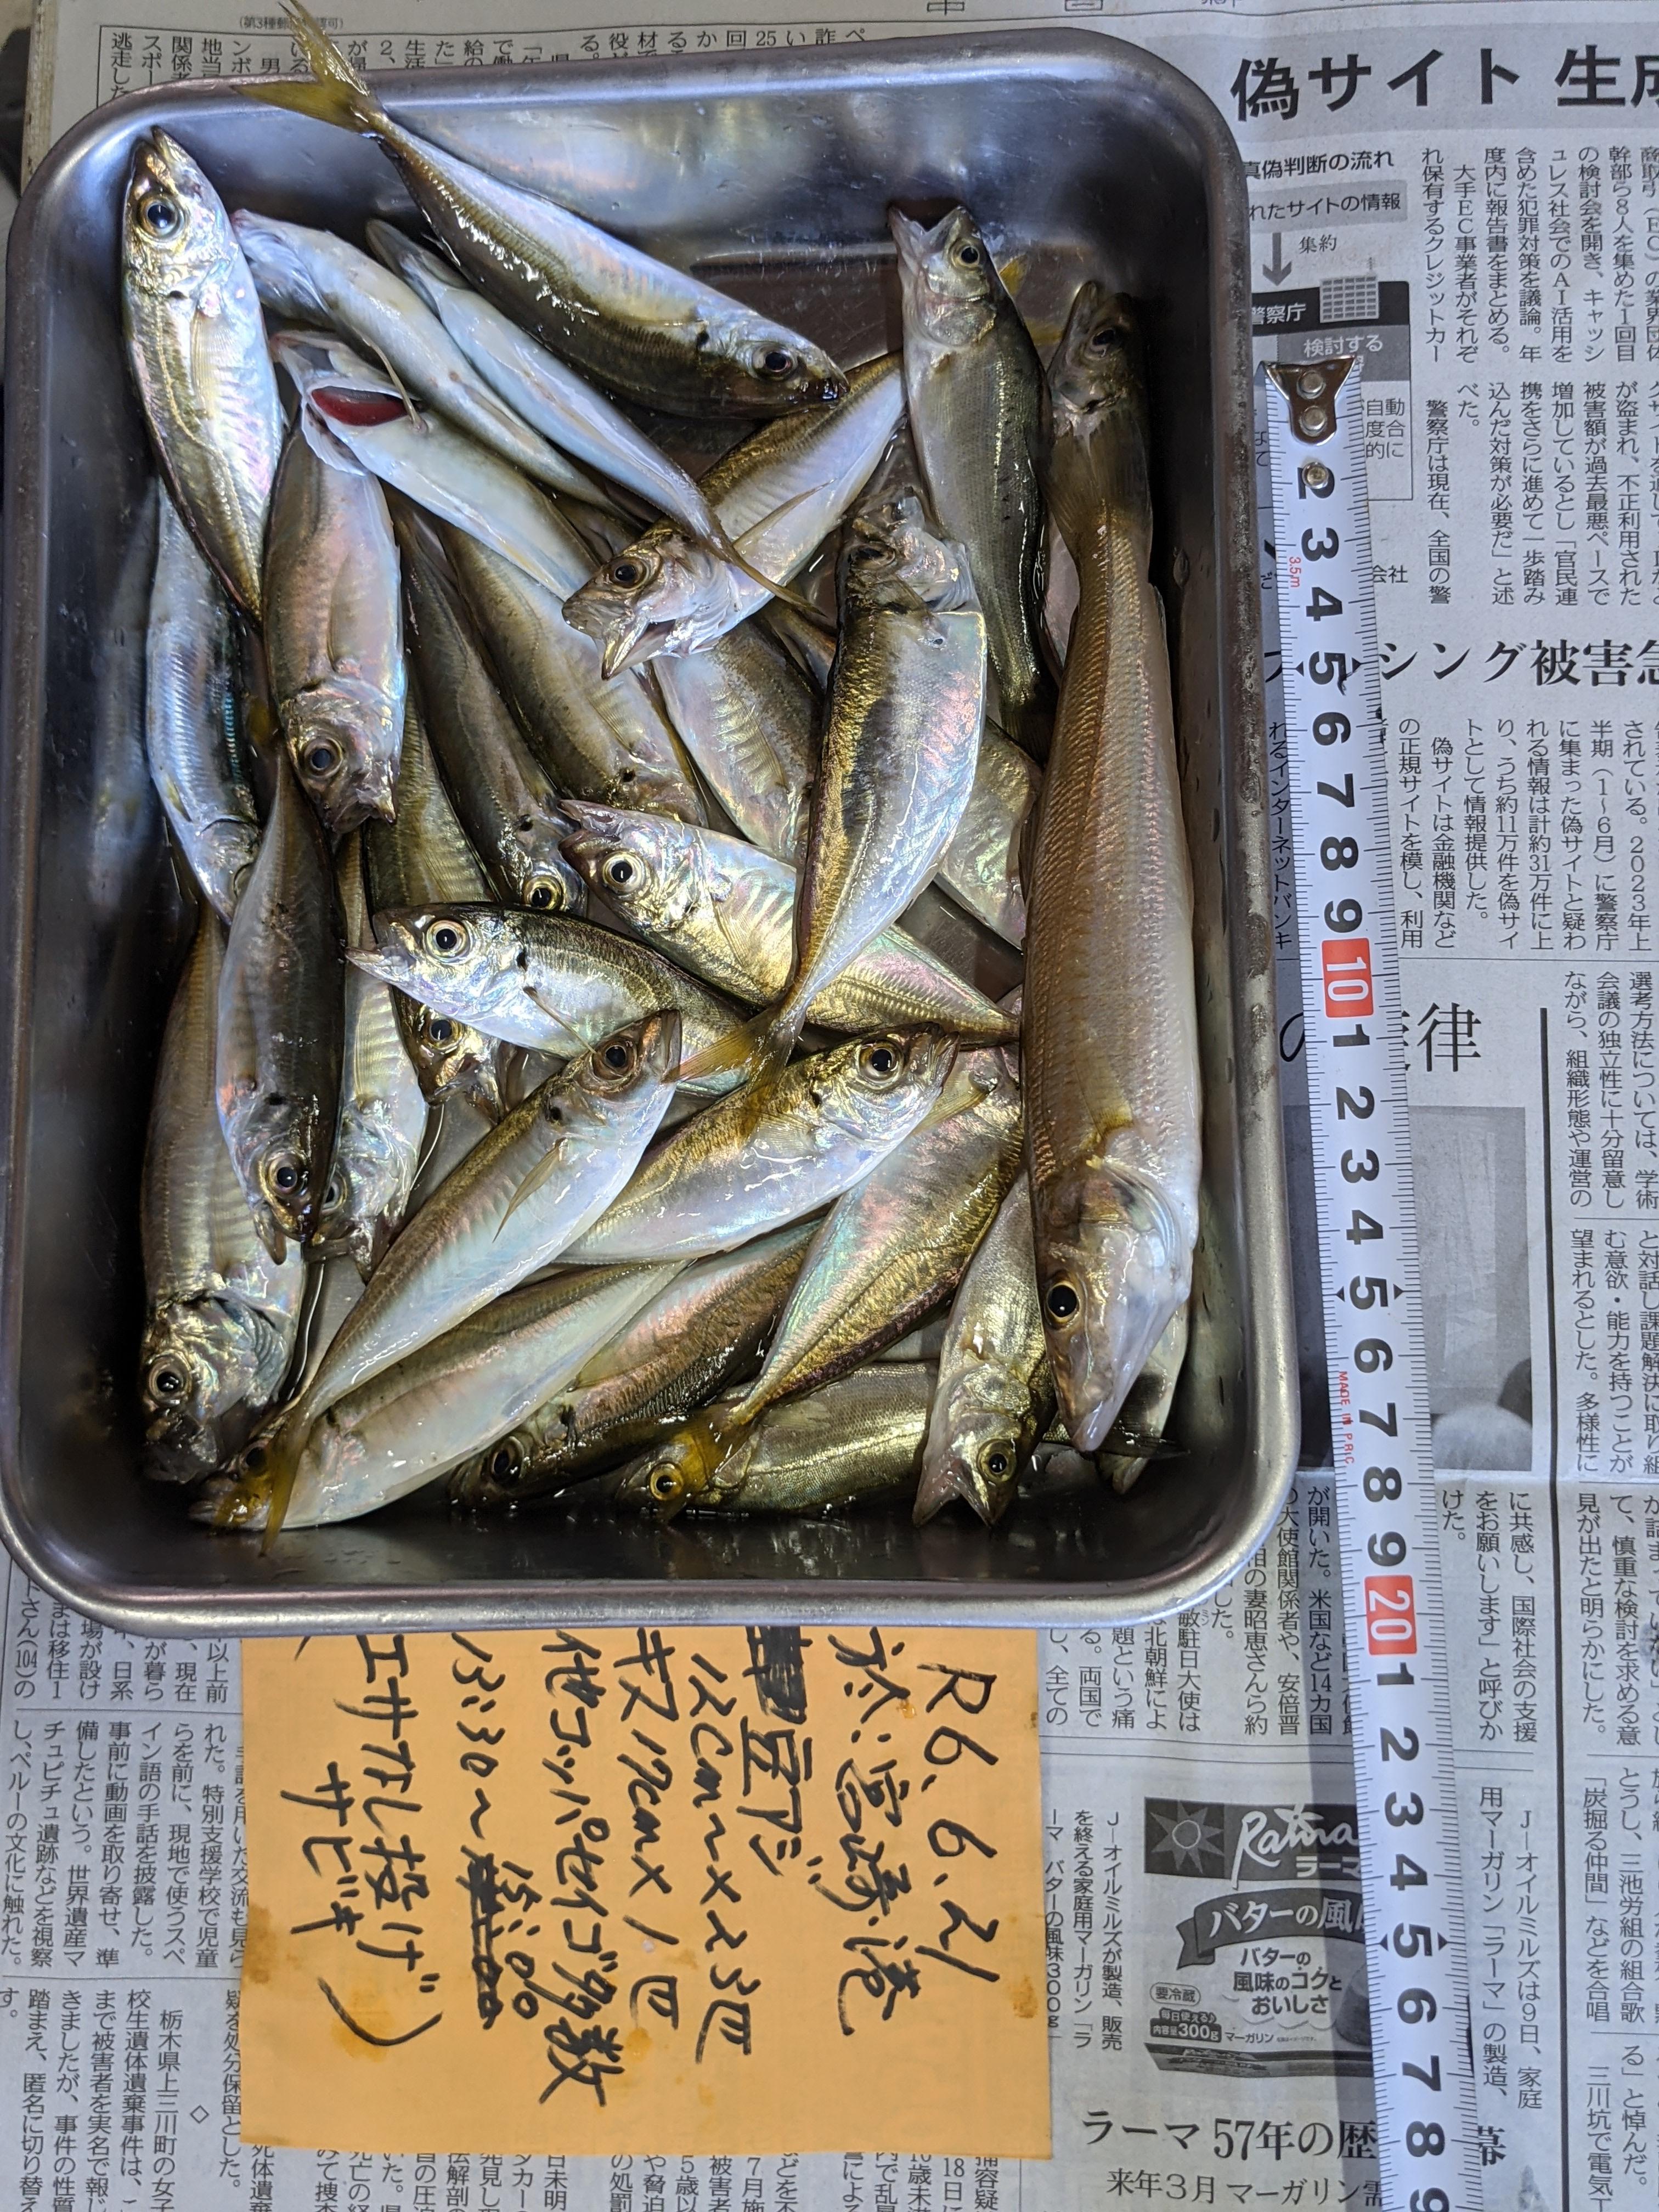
9,1,1659,2208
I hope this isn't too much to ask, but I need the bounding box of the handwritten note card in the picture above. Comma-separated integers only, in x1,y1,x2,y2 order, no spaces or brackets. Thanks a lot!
241,1626,1048,2157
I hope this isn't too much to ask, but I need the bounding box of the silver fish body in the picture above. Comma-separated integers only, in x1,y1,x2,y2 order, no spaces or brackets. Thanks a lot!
558,803,1014,1041
216,1011,681,1535
651,621,818,860
441,523,707,826
207,1263,679,1529
234,210,600,496
317,837,428,1277
617,1363,931,1517
393,506,587,917
936,725,1038,946
364,686,504,1119
261,7,847,418
561,356,905,672
122,129,282,616
215,751,345,1260
450,1223,814,1511
890,206,1054,759
724,1043,1022,1428
566,1026,958,1263
1024,286,1200,1453
351,904,743,1092
756,489,986,1070
264,415,406,834
141,907,303,1448
1098,1298,1189,1496
915,1169,1053,1526
144,492,259,921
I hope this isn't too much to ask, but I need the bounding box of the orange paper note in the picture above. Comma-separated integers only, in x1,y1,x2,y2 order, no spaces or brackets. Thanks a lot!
241,1625,1048,2157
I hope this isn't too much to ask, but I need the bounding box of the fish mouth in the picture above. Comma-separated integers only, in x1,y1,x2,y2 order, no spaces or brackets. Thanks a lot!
562,588,668,678
793,372,848,407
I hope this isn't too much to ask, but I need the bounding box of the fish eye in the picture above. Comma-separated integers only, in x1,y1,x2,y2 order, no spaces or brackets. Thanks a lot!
951,240,982,268
1089,321,1123,353
525,879,557,911
264,1151,302,1198
649,1466,682,1502
301,737,341,780
857,1040,900,1080
488,1440,523,1487
601,1040,636,1075
982,1445,1011,1478
323,1173,346,1211
147,1359,188,1400
140,195,182,239
757,346,796,379
1045,1280,1081,1323
848,543,884,568
426,1017,456,1046
243,1441,268,1473
426,918,469,958
609,558,646,588
602,854,637,889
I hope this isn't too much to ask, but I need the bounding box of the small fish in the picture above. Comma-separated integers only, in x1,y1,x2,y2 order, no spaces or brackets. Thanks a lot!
256,3,847,417
215,751,344,1260
616,1363,931,1517
315,837,428,1277
220,1011,681,1538
558,803,1014,1041
936,724,1039,946
561,356,904,673
707,487,985,1084
364,685,503,1119
1097,1299,1189,1496
144,493,259,921
914,1170,1054,1526
720,1042,1022,1429
890,206,1055,758
141,906,303,1455
440,523,708,826
122,129,282,616
566,1026,958,1263
394,506,587,916
234,210,603,497
263,413,405,834
351,903,745,1090
650,620,818,861
201,1263,678,1529
1024,286,1200,1452
449,1223,814,1511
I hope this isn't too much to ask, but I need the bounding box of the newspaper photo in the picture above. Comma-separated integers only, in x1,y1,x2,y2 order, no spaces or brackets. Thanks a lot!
5,2,1659,2207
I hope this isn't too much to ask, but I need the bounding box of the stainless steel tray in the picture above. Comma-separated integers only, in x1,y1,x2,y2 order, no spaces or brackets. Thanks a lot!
0,29,1297,1634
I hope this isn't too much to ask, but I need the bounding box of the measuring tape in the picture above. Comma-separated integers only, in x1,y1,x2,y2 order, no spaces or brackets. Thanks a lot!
1264,359,1483,2212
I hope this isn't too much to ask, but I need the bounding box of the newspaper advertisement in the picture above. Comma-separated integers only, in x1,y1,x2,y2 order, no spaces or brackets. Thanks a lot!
5,0,1659,2206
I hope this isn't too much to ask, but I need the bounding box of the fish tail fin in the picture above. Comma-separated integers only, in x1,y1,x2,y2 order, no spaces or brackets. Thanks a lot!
673,1006,798,1092
255,1414,311,1549
250,0,388,135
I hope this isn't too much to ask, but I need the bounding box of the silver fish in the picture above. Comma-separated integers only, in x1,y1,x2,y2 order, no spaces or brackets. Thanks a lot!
368,223,742,549
561,355,904,673
617,1363,931,1517
264,414,406,834
1024,286,1200,1452
440,523,708,826
315,837,428,1277
566,1026,958,1263
915,1170,1053,1526
234,210,603,497
734,487,986,1081
258,3,846,418
364,684,504,1119
393,506,587,916
351,903,743,1091
558,803,1014,1042
144,492,258,921
936,725,1038,946
721,1042,1022,1429
449,1223,814,1511
141,906,303,1451
221,1010,680,1537
651,621,818,860
203,1262,679,1529
1098,1299,1189,1496
289,1252,368,1399
215,751,344,1260
122,129,282,616
890,206,1055,758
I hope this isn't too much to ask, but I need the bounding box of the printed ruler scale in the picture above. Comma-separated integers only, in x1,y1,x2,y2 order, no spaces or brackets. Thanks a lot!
1263,359,1483,2212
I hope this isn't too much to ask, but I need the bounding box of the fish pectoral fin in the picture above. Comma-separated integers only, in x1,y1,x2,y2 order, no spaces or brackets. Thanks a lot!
495,1137,571,1235
522,983,591,1054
